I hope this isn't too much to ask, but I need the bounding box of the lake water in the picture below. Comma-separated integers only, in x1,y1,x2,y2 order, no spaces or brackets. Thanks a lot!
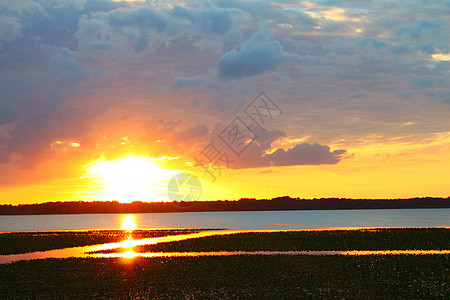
1,208,449,232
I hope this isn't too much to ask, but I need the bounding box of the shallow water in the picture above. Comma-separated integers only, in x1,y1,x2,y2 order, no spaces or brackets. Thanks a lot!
1,228,449,264
93,249,450,259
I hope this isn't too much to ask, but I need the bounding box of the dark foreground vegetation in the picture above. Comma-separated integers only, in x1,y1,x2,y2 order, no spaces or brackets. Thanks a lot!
0,228,448,298
0,255,448,299
1,196,449,215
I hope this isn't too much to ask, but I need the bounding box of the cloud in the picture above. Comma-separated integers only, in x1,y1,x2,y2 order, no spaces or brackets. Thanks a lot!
46,0,85,10
0,0,44,15
396,91,413,99
77,6,169,53
215,0,320,31
425,89,450,104
0,0,448,177
48,48,102,103
170,4,241,35
261,143,346,166
355,37,389,49
219,126,347,169
0,106,94,166
0,21,100,165
394,18,448,54
76,2,243,55
106,7,168,30
0,16,23,49
408,74,445,89
217,24,316,79
395,19,447,40
349,91,368,99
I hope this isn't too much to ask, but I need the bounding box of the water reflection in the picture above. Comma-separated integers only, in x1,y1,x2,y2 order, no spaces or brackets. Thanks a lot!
1,229,449,264
91,249,450,259
2,209,449,232
121,215,137,231
121,250,138,259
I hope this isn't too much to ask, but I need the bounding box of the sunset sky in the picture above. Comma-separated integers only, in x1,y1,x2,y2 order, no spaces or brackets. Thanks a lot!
0,0,449,204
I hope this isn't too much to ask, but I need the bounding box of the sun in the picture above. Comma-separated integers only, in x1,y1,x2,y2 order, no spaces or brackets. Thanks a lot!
87,156,171,203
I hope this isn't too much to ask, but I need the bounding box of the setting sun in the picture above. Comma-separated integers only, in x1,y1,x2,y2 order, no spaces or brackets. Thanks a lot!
86,156,172,203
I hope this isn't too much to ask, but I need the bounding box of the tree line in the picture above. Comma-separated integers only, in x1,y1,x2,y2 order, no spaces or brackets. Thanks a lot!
0,196,449,215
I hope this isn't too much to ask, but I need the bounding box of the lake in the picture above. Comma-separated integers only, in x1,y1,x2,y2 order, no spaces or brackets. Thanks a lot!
1,208,449,232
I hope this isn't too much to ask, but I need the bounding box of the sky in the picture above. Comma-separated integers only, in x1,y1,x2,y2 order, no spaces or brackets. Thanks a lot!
0,0,449,204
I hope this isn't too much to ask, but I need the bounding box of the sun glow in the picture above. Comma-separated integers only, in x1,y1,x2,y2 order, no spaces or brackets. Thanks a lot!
121,215,137,231
87,156,171,203
121,250,138,259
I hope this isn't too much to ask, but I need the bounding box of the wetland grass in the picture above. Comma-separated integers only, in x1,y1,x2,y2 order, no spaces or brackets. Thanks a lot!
0,255,448,299
0,228,448,298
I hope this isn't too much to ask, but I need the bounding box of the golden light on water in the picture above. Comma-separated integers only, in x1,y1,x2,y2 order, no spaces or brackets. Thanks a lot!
121,250,138,259
86,156,171,203
121,215,137,231
120,215,137,259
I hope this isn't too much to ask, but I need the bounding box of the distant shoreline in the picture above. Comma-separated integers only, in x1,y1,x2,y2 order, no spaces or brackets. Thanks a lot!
0,197,449,215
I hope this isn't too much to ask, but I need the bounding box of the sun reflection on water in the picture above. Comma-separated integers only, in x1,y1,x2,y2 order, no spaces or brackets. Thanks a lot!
121,215,137,231
122,250,137,259
120,239,137,249
91,249,450,260
119,215,138,258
